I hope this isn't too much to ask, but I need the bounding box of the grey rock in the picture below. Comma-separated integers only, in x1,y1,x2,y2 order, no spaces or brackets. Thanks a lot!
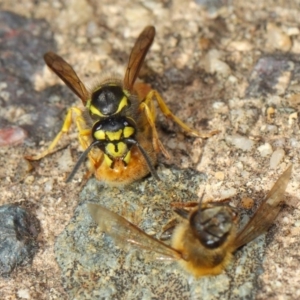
55,165,266,300
0,204,40,277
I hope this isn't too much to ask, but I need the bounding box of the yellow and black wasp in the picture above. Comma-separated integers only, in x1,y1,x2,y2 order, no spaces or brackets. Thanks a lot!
26,26,218,184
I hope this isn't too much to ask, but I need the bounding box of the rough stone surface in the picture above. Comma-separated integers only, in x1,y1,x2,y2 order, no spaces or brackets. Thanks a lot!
0,0,300,299
55,165,267,300
0,204,40,277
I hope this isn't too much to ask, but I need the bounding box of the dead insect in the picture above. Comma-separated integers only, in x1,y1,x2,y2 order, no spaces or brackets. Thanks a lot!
88,165,292,276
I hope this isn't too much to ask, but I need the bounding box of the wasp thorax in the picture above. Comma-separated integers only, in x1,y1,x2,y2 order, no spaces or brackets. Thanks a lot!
190,206,233,249
90,85,130,117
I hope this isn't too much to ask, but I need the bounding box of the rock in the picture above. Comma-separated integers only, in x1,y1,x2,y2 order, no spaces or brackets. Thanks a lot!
266,23,292,52
270,148,285,169
257,143,273,157
204,50,231,77
0,204,40,277
225,134,255,151
55,165,268,300
246,57,294,97
0,127,27,146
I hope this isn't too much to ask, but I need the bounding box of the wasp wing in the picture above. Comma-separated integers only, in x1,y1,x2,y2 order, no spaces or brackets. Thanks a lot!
87,203,181,261
234,165,292,249
123,26,155,91
44,52,89,104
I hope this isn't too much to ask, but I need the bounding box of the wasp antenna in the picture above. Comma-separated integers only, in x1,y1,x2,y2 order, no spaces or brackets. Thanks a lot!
126,138,160,181
66,141,102,182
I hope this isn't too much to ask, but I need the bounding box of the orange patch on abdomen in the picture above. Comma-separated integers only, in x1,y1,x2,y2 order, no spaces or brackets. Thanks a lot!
91,142,157,185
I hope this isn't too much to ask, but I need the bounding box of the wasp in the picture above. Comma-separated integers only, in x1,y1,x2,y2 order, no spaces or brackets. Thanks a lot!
88,165,292,276
25,26,218,184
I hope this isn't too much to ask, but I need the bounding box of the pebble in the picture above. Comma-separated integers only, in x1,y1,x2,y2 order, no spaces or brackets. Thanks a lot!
241,197,254,209
212,101,228,114
290,138,300,149
0,127,27,146
219,188,237,199
260,124,278,134
289,112,298,125
284,27,299,36
270,148,285,169
44,179,53,193
204,50,231,76
266,23,292,52
225,134,254,151
57,149,74,172
17,289,30,299
0,205,39,277
257,143,273,157
228,40,253,51
215,171,225,181
24,175,35,185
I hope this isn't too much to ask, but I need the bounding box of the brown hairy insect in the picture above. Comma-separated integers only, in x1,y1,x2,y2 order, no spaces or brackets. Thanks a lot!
88,165,292,276
25,26,218,185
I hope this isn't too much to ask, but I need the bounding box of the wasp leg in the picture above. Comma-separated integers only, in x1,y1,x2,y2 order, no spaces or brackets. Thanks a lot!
25,107,91,161
139,102,170,159
146,90,220,138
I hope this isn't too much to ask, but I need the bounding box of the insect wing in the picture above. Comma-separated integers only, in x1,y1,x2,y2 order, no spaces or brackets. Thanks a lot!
44,52,89,104
87,203,181,261
234,165,292,249
123,26,155,91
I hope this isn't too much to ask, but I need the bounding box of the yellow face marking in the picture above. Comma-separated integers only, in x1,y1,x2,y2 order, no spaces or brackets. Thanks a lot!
106,130,123,141
93,130,106,141
106,142,128,157
123,126,135,138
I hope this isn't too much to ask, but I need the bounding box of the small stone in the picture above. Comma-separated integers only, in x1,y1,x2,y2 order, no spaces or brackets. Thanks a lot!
212,101,228,114
44,179,53,193
246,57,294,97
24,175,35,185
241,197,254,209
290,138,300,149
215,171,225,181
228,40,253,52
0,204,39,277
257,143,273,157
219,188,236,199
289,112,298,125
270,148,285,169
284,27,299,36
294,220,300,227
225,134,255,151
57,149,74,172
0,127,27,147
17,289,30,299
266,23,292,52
204,50,231,76
260,124,278,134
